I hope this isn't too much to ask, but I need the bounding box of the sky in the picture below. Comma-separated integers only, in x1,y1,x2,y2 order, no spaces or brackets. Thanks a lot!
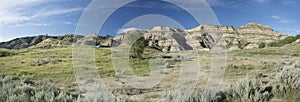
0,0,300,42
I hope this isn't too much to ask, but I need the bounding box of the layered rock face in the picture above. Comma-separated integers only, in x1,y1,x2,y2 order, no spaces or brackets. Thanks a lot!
115,23,289,52
0,23,290,51
144,26,192,52
187,23,289,50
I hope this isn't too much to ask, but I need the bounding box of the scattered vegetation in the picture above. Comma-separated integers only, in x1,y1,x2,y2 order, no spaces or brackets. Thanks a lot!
0,38,299,101
295,34,300,39
258,42,266,48
0,73,75,102
271,62,300,101
30,58,62,66
268,36,298,47
238,40,251,49
167,61,300,102
129,37,149,59
0,49,16,57
225,79,272,102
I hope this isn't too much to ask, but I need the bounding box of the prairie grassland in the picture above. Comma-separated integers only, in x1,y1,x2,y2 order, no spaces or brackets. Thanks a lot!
0,42,299,101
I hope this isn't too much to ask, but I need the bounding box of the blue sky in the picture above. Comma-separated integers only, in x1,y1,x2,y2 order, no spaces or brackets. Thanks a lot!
0,0,299,42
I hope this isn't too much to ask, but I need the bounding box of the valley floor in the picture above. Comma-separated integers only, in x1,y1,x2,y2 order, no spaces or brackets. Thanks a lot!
0,42,299,101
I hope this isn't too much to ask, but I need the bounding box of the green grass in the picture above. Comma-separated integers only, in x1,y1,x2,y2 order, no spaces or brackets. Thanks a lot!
0,46,161,83
0,47,74,83
0,42,299,101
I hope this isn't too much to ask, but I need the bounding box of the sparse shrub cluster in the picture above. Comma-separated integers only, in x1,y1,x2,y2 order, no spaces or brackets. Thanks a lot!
0,49,16,57
268,36,298,47
0,73,75,102
258,42,266,48
183,62,300,102
172,79,272,102
187,88,226,102
225,79,273,102
30,58,62,66
271,61,300,101
295,34,300,39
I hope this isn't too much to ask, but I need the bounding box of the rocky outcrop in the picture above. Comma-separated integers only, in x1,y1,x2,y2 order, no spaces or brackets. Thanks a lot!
0,23,291,51
0,35,49,49
296,39,300,43
115,23,290,52
29,38,72,49
145,26,191,52
114,26,196,52
66,34,114,47
186,22,289,50
0,34,113,49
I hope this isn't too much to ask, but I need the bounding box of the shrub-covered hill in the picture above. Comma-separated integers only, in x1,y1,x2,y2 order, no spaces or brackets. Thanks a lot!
0,34,114,49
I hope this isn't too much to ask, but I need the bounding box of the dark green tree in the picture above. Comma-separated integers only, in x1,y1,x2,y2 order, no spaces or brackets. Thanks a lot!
258,42,266,48
130,37,149,59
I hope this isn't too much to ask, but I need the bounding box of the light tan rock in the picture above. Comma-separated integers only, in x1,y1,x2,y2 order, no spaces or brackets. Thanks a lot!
296,39,300,43
244,44,258,49
228,46,240,51
114,23,290,52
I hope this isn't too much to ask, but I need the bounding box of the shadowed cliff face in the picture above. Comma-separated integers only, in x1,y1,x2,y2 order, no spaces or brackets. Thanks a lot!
171,33,193,50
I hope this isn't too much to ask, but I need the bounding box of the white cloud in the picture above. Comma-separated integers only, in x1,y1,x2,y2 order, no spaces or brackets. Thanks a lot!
0,0,45,24
252,0,270,3
64,21,77,26
206,0,241,7
33,8,83,18
207,0,226,6
271,16,281,20
0,0,83,25
0,0,45,10
14,23,50,27
278,20,289,23
118,28,141,34
64,21,73,25
270,16,292,23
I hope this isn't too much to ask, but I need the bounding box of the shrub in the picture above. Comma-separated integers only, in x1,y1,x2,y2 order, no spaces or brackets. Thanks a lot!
30,58,62,66
295,34,300,39
0,49,16,57
129,37,149,59
271,61,300,101
268,36,297,47
188,87,224,102
0,74,74,102
258,42,266,48
225,78,272,102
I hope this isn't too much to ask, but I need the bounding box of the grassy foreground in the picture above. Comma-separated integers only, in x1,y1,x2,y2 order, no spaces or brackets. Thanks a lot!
0,42,299,101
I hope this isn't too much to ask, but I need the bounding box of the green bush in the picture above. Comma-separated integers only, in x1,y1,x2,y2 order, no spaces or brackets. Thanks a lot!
0,74,74,102
225,78,272,102
129,37,149,59
258,42,266,48
268,36,297,47
0,49,16,57
271,61,300,101
295,34,300,39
